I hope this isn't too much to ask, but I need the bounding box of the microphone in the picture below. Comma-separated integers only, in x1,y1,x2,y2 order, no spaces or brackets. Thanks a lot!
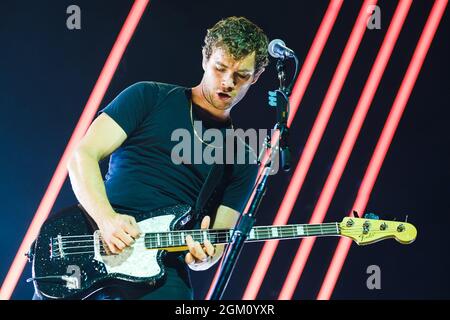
268,39,295,59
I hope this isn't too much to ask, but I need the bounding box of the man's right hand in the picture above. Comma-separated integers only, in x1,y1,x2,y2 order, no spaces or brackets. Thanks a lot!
97,213,142,254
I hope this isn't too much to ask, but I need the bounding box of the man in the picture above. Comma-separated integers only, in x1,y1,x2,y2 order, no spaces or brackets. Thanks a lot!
66,16,269,299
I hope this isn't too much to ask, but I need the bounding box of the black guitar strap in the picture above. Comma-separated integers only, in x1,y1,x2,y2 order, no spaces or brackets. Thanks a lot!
194,162,232,225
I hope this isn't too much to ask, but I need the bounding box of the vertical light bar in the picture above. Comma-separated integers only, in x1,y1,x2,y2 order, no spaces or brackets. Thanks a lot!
243,0,377,300
204,0,345,300
317,0,448,300
0,0,150,300
277,0,412,300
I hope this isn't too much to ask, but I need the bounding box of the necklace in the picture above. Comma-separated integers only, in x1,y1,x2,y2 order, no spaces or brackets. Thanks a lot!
189,99,233,149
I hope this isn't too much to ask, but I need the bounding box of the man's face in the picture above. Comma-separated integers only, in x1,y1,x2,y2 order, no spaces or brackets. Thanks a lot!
201,46,263,112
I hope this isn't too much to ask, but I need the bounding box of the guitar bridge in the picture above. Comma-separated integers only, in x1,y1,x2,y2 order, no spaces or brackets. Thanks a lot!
50,234,65,259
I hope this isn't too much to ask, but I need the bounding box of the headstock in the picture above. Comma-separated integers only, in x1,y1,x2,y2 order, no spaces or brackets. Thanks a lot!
340,213,417,245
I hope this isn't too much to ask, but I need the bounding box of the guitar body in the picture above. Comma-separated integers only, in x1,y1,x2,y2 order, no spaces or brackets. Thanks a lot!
31,204,193,299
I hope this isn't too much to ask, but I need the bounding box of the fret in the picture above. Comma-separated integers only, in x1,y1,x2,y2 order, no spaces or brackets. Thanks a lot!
165,234,170,246
144,234,150,249
267,227,273,237
262,227,271,239
280,226,288,238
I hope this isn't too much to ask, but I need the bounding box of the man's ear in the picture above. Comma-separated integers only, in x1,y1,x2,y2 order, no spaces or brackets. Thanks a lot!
251,68,265,84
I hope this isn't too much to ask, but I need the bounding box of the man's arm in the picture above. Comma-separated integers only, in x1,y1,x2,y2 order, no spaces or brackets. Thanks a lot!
185,205,240,271
67,113,141,254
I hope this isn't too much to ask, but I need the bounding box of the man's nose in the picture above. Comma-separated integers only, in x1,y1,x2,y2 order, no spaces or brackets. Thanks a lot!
221,73,235,91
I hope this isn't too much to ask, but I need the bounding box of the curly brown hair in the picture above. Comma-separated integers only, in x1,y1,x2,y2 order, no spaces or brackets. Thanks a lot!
203,16,269,75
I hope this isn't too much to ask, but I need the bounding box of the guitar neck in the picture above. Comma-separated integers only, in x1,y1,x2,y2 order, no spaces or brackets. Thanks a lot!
143,223,341,250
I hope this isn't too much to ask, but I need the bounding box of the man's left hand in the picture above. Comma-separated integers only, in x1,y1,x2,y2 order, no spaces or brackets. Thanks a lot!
185,216,222,271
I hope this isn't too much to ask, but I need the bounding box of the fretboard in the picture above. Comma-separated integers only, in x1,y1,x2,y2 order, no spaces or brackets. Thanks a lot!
144,223,340,250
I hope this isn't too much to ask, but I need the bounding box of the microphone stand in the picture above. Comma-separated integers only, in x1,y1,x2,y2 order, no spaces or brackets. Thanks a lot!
275,58,291,172
209,55,296,300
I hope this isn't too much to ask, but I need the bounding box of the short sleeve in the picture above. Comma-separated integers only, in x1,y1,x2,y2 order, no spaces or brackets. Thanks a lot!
98,82,159,136
221,163,258,213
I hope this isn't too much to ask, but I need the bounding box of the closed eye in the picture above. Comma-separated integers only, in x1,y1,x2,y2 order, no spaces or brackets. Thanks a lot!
216,65,250,80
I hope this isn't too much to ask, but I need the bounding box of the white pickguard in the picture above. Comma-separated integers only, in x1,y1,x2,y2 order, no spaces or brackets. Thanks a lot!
93,214,176,278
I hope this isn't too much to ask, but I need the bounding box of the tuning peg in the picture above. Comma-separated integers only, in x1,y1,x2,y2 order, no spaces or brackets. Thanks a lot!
352,210,359,218
405,215,408,223
364,213,379,220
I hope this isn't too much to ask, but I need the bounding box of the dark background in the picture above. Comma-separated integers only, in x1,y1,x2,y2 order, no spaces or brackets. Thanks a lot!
0,0,448,299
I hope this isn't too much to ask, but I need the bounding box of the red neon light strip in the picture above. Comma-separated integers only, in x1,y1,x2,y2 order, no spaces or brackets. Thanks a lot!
242,0,377,300
317,0,448,300
204,0,345,300
277,0,412,300
0,0,150,300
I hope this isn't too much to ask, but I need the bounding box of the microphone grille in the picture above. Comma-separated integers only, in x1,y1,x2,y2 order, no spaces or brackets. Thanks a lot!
268,39,286,58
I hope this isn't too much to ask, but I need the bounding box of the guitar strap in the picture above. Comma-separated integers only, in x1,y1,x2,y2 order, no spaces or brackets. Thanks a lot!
193,162,233,226
193,131,235,226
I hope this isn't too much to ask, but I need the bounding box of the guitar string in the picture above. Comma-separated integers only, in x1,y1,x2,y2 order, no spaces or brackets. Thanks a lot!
51,226,342,253
52,234,344,258
53,227,401,249
53,220,404,241
54,225,342,246
53,224,341,242
51,230,400,255
53,223,342,239
50,231,404,257
55,224,408,242
53,227,400,246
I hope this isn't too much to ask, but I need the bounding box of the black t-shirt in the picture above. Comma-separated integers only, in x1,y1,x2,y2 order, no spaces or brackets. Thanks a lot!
99,81,258,219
